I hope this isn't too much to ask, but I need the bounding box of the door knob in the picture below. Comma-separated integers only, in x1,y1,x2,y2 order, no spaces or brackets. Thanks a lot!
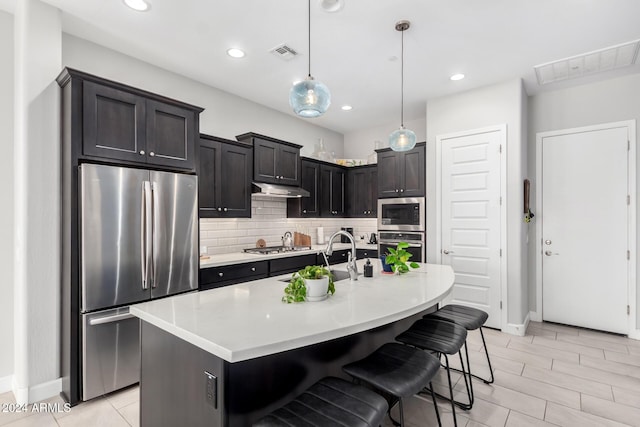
545,240,552,245
443,249,454,255
545,250,559,256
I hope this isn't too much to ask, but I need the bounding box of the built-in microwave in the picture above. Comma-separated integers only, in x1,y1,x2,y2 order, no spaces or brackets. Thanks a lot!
377,197,425,231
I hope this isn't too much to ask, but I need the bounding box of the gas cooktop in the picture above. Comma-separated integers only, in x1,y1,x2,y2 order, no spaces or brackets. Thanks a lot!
243,245,312,255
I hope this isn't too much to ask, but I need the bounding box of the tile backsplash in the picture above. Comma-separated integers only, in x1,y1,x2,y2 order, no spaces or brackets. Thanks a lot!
200,196,377,255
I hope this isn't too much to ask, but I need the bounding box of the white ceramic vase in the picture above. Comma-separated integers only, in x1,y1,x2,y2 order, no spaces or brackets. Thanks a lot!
305,277,329,302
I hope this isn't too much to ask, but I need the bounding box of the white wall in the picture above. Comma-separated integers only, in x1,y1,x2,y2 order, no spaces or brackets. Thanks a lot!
0,10,14,386
343,117,426,159
426,79,529,328
61,35,344,158
528,73,640,330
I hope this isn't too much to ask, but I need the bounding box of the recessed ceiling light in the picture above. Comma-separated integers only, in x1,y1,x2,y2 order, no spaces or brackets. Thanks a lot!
123,0,150,12
341,105,353,111
450,73,465,81
320,0,345,12
227,48,246,58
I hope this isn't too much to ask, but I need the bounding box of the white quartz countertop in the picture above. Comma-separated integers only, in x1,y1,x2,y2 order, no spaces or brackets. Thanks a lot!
130,260,455,363
199,243,379,268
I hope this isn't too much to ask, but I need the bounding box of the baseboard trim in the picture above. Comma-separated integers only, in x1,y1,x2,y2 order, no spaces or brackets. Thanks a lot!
12,377,61,404
0,374,13,394
529,310,542,322
503,312,530,337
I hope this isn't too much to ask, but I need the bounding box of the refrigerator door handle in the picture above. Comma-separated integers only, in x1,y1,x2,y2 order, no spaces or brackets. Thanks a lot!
144,181,153,290
151,181,157,288
88,312,135,326
141,182,148,290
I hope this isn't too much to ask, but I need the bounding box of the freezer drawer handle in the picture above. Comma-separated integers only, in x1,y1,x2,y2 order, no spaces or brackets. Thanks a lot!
89,312,135,326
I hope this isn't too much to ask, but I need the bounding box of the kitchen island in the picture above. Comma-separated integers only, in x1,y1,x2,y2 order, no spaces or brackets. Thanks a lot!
130,260,454,426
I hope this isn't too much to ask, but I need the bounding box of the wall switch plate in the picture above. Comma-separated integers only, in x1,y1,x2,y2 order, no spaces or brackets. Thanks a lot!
200,246,208,255
205,371,217,408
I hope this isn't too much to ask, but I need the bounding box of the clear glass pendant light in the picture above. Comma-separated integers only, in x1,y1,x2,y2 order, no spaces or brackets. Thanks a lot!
289,0,331,118
389,20,416,152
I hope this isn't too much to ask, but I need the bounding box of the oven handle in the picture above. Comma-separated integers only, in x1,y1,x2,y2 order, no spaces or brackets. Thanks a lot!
379,241,423,247
89,312,135,326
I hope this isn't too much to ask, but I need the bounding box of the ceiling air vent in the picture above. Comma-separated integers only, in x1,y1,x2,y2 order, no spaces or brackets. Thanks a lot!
534,39,640,85
269,44,299,60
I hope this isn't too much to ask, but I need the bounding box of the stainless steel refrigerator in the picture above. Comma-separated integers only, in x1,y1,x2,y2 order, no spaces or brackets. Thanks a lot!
79,163,198,401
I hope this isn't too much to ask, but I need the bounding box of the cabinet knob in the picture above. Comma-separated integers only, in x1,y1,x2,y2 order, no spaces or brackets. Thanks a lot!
139,150,145,155
218,207,222,211
251,267,256,272
395,189,399,193
149,151,155,157
302,210,307,213
223,207,228,212
363,210,366,214
400,189,404,193
218,272,224,277
342,253,346,257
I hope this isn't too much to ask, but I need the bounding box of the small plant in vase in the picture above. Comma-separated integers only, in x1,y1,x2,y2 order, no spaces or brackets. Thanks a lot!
282,265,335,303
384,242,420,274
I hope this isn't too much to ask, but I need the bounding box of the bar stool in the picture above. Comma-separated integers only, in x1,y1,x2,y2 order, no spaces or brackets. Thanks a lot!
396,318,472,427
253,376,388,427
342,342,442,427
425,304,494,384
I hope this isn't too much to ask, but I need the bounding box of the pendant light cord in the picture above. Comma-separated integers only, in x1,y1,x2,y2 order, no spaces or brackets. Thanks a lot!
400,27,404,127
307,0,311,78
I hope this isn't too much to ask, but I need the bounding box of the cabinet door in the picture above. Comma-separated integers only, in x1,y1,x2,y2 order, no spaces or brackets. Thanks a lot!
369,168,378,216
300,161,320,216
401,145,425,197
331,168,346,216
277,145,301,186
220,144,252,218
253,139,279,184
198,138,222,218
320,166,333,217
348,168,369,217
146,100,196,170
377,150,401,198
82,81,146,163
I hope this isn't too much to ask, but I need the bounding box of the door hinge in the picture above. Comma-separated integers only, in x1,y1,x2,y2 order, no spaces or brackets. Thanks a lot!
500,301,503,309
627,305,631,315
627,250,630,260
628,195,631,205
499,249,502,257
499,144,503,154
499,196,503,205
628,140,631,151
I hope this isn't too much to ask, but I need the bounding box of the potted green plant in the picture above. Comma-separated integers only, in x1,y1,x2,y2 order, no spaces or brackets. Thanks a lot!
384,242,420,274
282,265,335,303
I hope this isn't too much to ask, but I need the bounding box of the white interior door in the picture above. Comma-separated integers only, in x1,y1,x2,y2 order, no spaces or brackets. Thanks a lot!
440,129,503,328
541,126,629,334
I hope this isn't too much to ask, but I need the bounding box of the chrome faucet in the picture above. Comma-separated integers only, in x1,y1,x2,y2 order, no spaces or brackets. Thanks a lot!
325,230,358,281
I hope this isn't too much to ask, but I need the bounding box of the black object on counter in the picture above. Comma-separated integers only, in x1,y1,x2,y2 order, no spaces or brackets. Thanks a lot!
369,232,377,244
364,259,373,277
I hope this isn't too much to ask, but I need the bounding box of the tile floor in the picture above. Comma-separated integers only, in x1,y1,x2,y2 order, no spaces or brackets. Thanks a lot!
0,321,639,426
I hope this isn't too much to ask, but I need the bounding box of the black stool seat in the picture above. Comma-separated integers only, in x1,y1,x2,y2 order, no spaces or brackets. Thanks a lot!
426,304,488,330
343,343,440,398
343,343,442,426
253,377,388,427
397,318,467,354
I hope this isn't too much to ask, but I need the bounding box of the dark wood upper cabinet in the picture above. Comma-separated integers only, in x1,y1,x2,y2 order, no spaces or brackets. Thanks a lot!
377,143,425,198
347,165,378,218
63,68,202,172
236,133,301,186
320,164,346,217
287,160,320,218
198,135,252,218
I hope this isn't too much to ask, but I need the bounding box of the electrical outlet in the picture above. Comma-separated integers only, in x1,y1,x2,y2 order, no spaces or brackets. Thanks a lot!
200,246,208,255
205,371,217,408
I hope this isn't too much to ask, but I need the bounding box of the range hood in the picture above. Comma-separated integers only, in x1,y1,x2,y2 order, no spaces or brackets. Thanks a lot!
252,182,310,198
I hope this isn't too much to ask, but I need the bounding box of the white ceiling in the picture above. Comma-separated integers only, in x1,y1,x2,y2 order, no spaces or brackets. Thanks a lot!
3,0,640,134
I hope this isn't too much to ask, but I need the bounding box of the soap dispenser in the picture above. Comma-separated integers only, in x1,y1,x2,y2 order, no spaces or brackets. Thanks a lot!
364,258,373,277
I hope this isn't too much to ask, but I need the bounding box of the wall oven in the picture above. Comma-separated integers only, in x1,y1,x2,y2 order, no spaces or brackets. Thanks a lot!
378,231,425,263
377,197,425,231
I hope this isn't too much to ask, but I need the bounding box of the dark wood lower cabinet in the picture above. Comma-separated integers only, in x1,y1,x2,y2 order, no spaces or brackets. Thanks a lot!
199,261,268,290
356,248,378,260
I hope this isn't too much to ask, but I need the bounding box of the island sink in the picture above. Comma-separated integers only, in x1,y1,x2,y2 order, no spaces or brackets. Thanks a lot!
278,269,359,283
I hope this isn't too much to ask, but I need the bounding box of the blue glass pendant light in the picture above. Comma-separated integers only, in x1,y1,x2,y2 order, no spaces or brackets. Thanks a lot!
289,0,331,118
389,20,416,152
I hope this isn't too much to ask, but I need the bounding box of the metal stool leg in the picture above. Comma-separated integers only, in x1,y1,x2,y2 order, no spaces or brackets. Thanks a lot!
429,382,442,427
479,327,495,384
443,354,459,427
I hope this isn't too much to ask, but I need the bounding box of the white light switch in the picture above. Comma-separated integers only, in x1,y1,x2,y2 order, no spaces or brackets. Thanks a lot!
200,246,208,254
